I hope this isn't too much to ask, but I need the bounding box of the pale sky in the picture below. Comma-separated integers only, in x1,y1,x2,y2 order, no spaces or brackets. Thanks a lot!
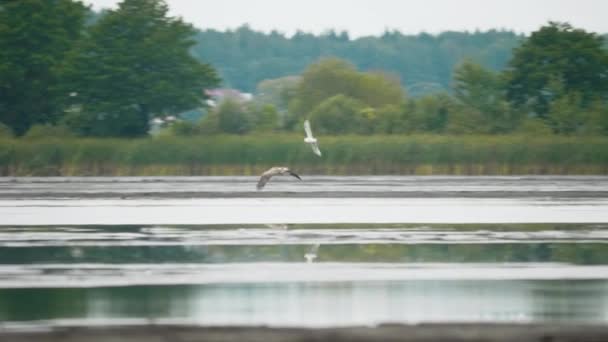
83,0,608,38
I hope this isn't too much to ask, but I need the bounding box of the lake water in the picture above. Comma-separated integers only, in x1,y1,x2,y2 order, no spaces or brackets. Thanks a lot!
0,176,607,328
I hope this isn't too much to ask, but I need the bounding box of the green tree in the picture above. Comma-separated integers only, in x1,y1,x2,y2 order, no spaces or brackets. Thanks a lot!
291,58,359,117
61,0,219,137
250,104,280,132
169,120,199,136
198,112,220,134
355,72,405,108
216,100,251,134
505,22,608,117
404,94,453,133
291,58,404,118
373,104,408,134
0,122,13,138
193,26,520,95
254,76,299,130
254,76,300,112
445,106,486,134
23,124,74,140
308,94,366,134
548,92,590,134
452,60,520,133
516,117,553,135
586,100,608,135
0,0,87,135
356,107,379,134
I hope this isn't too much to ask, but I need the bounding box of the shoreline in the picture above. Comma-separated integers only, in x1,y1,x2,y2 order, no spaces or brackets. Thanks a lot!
2,323,608,342
3,164,608,177
2,134,608,177
2,190,608,199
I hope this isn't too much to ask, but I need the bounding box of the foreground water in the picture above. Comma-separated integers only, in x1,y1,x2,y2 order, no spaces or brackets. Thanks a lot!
0,176,607,327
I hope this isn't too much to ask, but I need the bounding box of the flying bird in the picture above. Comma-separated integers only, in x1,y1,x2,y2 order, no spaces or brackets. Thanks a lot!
304,119,322,157
257,166,302,190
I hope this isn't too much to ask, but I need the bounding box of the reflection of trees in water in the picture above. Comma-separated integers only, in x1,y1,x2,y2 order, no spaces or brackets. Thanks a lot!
0,288,88,321
3,243,608,265
0,286,199,322
3,281,607,323
529,280,608,323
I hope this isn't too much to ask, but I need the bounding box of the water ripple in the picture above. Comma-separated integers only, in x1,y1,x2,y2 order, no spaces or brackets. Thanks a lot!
1,225,608,247
1,262,608,288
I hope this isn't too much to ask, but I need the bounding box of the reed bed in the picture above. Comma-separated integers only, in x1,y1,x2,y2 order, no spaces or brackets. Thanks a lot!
1,134,608,176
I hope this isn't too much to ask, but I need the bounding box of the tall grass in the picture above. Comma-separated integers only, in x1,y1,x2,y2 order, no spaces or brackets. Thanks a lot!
1,134,608,176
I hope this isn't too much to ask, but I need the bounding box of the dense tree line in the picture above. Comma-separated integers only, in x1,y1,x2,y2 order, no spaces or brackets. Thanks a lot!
192,26,522,95
188,22,607,136
0,0,219,137
0,0,88,136
1,1,607,139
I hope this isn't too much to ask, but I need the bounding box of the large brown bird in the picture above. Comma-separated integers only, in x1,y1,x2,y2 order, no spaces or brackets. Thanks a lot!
256,167,302,190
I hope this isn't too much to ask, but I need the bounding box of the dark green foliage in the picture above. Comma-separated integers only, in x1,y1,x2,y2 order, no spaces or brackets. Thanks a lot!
169,121,200,136
548,92,589,134
196,101,281,135
23,124,74,140
452,60,521,133
516,118,554,135
371,105,407,134
61,104,149,137
193,26,521,95
309,95,366,134
198,111,220,134
404,94,453,133
587,101,608,135
2,7,606,140
216,100,251,134
290,58,405,118
286,57,406,134
60,0,220,137
251,104,280,132
505,22,608,117
0,0,87,135
192,23,607,137
0,122,13,138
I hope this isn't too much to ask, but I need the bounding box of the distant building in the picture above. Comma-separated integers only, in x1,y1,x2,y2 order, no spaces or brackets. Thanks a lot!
204,88,253,107
148,88,253,134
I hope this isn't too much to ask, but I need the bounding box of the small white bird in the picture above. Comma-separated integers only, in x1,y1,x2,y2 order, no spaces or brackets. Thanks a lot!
257,166,302,190
304,119,322,157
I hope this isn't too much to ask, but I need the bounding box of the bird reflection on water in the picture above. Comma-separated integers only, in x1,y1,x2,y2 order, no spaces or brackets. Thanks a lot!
305,243,320,263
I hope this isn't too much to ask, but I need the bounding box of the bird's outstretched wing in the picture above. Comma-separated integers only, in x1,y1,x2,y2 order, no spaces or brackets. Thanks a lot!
257,167,301,190
304,120,314,139
310,142,322,156
256,173,273,190
288,170,302,180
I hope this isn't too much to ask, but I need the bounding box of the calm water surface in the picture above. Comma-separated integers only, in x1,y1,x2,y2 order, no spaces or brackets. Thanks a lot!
0,176,607,327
